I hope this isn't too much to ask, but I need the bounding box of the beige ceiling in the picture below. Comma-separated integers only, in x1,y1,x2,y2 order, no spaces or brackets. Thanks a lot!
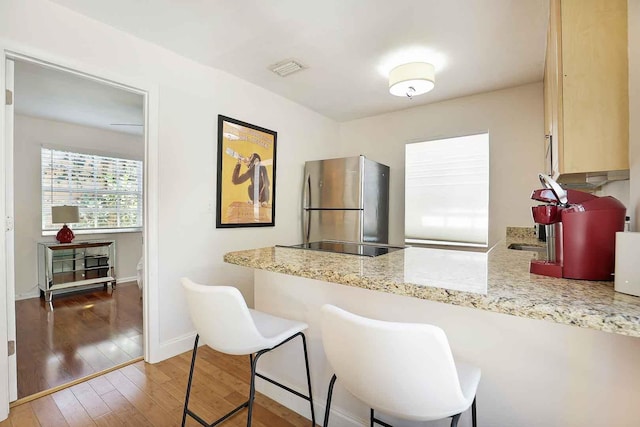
49,0,549,122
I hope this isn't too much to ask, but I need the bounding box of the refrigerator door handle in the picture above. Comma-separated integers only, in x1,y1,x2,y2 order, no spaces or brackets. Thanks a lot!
302,173,311,242
303,172,312,209
303,209,311,243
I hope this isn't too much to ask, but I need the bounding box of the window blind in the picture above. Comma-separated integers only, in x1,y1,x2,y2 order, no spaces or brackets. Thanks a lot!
404,133,489,246
41,147,143,232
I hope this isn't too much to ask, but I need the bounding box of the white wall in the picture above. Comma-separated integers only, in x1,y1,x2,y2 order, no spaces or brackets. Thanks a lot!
338,83,544,246
0,0,340,356
597,180,630,215
13,114,143,299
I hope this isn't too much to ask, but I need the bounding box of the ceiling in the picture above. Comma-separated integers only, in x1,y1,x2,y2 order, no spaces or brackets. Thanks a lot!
48,0,548,122
14,59,144,135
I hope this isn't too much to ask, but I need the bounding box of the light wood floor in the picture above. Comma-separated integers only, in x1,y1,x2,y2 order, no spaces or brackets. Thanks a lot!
16,282,143,399
2,346,316,427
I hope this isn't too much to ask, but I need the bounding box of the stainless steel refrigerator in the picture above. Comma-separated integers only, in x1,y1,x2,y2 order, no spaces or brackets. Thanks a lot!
302,156,390,243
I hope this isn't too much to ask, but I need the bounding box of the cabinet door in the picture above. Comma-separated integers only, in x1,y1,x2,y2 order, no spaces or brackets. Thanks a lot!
559,0,628,174
543,0,562,177
543,21,551,176
549,0,562,177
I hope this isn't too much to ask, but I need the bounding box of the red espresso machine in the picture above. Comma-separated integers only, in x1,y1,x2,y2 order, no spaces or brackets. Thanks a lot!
530,174,626,280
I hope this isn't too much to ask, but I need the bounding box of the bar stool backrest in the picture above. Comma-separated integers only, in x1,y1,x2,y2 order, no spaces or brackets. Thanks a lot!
321,304,468,421
182,278,266,355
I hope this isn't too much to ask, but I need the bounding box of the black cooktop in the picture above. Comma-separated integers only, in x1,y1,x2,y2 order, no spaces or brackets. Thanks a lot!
280,241,405,257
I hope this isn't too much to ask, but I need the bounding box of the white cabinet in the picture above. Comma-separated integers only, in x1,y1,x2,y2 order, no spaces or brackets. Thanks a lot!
37,240,116,302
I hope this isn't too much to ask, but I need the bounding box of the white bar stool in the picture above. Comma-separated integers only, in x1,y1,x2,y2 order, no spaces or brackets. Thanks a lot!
321,304,480,427
181,278,316,427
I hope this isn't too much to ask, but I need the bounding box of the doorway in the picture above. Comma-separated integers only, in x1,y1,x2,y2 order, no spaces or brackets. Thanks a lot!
5,55,147,402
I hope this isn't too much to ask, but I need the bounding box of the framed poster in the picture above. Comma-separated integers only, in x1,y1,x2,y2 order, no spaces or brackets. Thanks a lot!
216,115,277,228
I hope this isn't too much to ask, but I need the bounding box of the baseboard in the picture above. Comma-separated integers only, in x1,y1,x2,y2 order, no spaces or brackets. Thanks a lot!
256,373,364,427
14,277,137,301
15,283,107,300
15,289,40,301
150,332,197,363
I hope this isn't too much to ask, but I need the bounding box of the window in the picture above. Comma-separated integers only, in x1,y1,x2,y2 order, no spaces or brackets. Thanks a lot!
41,147,143,233
404,133,489,247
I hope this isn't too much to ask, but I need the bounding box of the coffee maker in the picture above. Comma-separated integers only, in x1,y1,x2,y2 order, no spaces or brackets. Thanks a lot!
530,174,626,280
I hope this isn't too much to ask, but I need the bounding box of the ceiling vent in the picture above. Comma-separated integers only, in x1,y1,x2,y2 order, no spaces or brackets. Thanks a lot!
269,59,307,77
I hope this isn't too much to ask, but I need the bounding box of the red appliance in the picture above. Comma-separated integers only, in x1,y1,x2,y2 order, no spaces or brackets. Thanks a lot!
530,174,626,280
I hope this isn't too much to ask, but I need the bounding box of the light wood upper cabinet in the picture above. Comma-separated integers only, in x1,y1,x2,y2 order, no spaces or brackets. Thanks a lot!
543,0,629,178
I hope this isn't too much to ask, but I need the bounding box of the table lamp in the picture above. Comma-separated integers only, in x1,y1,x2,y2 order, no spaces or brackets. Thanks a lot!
52,205,80,243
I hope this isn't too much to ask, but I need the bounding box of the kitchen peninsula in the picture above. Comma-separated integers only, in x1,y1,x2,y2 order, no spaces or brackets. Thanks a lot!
224,237,640,426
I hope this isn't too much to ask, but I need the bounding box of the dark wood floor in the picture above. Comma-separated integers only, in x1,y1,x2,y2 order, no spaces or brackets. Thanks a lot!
16,282,143,399
1,346,315,427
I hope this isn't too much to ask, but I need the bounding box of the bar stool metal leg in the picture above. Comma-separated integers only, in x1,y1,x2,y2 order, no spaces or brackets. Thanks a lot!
323,374,337,427
247,350,265,427
182,335,249,427
181,334,199,427
184,332,316,427
472,397,477,427
252,333,315,425
300,333,316,425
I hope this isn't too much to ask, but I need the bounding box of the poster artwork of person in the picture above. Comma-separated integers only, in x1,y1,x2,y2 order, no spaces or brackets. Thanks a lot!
216,116,276,227
231,152,270,207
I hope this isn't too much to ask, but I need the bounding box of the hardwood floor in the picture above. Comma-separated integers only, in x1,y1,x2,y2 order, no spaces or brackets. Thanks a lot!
2,346,317,427
16,282,143,399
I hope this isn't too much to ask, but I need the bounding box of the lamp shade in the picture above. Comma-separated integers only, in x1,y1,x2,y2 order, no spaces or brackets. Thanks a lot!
389,62,435,97
52,205,79,224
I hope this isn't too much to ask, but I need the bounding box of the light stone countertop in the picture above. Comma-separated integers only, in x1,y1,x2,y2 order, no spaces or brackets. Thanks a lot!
224,235,640,338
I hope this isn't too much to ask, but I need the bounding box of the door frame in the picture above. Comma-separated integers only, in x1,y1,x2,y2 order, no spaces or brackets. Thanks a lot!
4,57,15,404
0,43,160,417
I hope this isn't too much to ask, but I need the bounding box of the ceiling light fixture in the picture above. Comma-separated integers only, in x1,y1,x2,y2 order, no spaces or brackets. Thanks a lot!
388,62,435,99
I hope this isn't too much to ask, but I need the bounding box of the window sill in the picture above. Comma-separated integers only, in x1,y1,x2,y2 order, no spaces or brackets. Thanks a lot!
404,238,489,252
43,228,142,237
